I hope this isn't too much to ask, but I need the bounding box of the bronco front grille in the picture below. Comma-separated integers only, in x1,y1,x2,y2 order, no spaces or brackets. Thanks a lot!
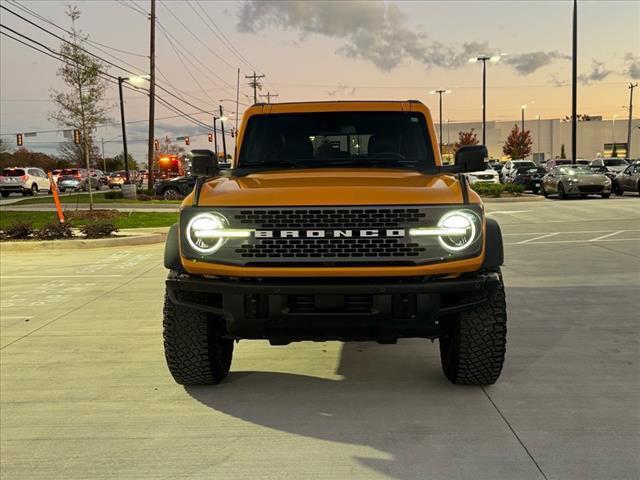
180,205,484,266
233,208,426,229
235,237,425,258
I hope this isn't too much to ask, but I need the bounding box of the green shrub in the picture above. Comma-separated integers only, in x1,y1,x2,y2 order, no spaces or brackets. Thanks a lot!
80,220,118,238
104,190,123,200
38,221,74,240
2,221,34,240
137,194,152,201
503,183,525,195
137,188,155,196
471,182,505,198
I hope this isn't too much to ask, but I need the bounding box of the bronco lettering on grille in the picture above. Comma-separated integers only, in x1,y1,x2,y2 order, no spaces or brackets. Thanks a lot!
254,229,406,238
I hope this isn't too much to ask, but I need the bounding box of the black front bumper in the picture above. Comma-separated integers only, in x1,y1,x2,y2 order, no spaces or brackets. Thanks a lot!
166,271,501,343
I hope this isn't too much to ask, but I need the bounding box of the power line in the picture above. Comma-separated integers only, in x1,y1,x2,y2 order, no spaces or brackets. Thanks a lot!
7,0,147,58
1,3,215,117
189,0,254,71
159,0,236,71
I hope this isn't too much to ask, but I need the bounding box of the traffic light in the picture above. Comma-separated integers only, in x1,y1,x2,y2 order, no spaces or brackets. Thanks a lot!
208,132,213,142
154,139,160,151
185,136,190,146
16,133,23,146
73,129,81,144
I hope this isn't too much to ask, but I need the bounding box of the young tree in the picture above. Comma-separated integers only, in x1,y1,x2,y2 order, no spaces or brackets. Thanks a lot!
503,124,533,160
57,140,101,167
560,144,566,159
454,129,479,153
49,5,111,210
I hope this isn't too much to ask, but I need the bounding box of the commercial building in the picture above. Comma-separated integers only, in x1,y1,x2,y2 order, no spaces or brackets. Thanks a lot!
439,116,640,162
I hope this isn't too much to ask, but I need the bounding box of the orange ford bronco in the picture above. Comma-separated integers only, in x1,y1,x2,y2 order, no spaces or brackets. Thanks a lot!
163,101,506,386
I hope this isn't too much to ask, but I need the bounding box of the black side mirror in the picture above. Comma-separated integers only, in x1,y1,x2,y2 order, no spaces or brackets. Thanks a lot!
455,145,488,173
190,149,219,176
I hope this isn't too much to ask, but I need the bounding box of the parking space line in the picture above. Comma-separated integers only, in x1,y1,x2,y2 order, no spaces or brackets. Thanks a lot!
504,229,640,236
0,275,122,279
516,232,559,244
506,238,640,245
588,231,623,242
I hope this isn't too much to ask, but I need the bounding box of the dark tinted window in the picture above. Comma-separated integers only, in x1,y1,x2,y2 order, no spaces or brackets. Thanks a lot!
603,159,628,166
2,169,25,176
60,169,80,175
238,111,435,168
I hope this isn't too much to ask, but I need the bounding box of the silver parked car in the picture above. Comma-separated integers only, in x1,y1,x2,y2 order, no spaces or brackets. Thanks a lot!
613,161,640,196
541,164,612,199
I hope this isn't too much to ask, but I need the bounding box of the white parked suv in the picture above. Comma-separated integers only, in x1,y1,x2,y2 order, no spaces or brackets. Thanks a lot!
465,162,500,185
0,167,51,197
501,160,538,183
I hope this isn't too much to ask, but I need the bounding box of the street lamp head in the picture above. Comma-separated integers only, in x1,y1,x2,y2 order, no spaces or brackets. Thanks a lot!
521,104,528,110
429,90,437,94
127,75,150,86
220,116,228,123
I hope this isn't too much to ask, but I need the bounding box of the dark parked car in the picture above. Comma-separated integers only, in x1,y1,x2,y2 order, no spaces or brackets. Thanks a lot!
153,175,197,199
613,161,640,196
508,165,546,193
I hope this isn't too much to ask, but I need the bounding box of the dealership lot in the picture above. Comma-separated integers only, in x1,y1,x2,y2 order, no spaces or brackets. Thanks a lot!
1,198,638,480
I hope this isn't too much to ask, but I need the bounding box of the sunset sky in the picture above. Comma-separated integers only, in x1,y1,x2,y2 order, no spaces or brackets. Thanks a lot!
1,0,638,160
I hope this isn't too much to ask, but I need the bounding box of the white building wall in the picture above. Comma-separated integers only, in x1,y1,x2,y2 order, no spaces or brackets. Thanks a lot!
439,117,640,160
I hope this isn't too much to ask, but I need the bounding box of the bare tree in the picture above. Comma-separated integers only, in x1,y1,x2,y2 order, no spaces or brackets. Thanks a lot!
50,5,111,210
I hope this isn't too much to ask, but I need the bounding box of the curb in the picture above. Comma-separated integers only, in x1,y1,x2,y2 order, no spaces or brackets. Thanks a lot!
482,195,546,203
0,231,167,252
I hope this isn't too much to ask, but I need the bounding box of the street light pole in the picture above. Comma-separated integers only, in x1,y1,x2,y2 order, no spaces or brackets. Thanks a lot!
536,115,541,154
470,55,501,145
627,83,637,158
430,89,450,156
612,114,618,154
219,105,227,161
521,105,527,132
117,76,130,184
213,116,219,159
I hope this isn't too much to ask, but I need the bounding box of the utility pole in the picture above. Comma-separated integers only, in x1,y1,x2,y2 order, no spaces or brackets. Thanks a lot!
536,115,541,154
118,77,130,184
259,91,279,104
571,0,577,164
245,71,265,104
521,105,526,132
213,116,219,158
627,82,637,158
101,137,106,172
236,68,240,133
147,0,156,188
430,89,450,156
219,105,227,160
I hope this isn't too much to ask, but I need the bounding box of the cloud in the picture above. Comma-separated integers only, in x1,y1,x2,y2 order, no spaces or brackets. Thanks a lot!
237,1,561,75
504,51,570,75
549,73,568,87
578,60,612,84
623,53,640,79
327,85,357,97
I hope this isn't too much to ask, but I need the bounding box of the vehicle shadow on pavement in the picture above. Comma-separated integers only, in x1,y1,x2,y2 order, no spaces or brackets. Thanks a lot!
186,337,542,480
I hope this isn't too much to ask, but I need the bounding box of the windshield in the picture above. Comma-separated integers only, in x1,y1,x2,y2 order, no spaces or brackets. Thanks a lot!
603,159,628,166
237,111,435,169
558,165,594,176
514,162,536,169
1,169,25,176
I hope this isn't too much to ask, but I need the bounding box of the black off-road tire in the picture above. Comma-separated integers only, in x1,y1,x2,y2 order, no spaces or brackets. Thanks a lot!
163,291,233,385
439,272,507,385
558,182,567,199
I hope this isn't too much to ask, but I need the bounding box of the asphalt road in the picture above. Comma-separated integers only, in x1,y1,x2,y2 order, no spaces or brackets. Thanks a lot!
1,198,638,480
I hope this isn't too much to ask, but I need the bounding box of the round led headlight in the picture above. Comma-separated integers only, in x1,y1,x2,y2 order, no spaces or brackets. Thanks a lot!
186,213,227,254
437,210,478,252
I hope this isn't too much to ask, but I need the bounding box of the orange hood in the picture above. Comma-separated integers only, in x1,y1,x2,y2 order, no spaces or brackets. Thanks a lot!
191,168,479,207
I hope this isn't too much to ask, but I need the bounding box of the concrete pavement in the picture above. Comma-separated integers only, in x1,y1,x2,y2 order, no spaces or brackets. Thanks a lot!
1,198,639,479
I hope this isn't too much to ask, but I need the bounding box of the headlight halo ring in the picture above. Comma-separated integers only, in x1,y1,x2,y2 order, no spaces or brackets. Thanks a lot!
186,212,228,255
436,209,480,253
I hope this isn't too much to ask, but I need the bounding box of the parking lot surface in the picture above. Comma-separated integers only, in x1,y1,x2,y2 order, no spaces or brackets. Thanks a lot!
1,198,638,480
